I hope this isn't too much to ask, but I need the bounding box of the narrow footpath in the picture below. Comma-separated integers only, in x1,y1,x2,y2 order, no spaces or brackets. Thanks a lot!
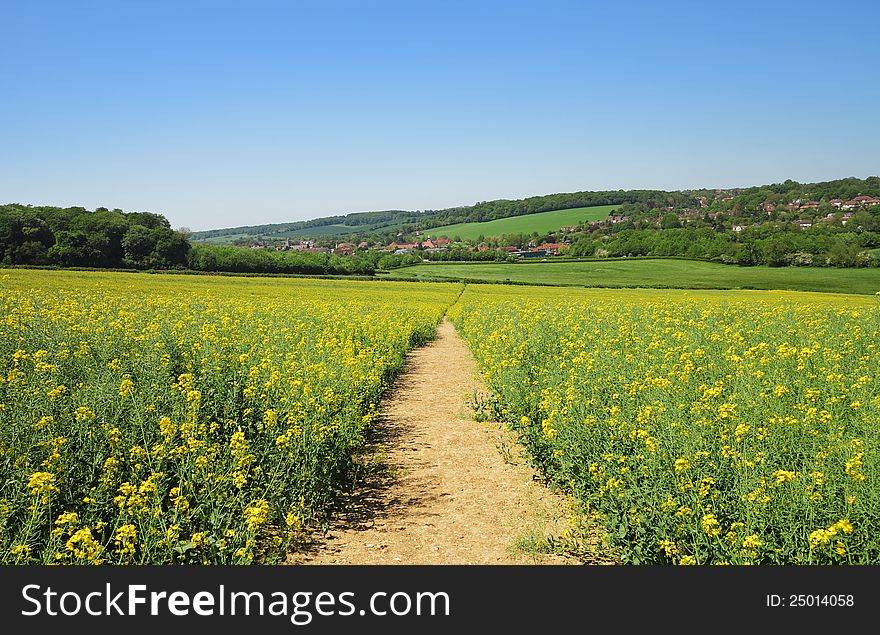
290,319,576,565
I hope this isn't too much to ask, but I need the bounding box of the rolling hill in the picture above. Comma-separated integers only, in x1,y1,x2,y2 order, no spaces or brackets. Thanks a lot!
424,205,617,240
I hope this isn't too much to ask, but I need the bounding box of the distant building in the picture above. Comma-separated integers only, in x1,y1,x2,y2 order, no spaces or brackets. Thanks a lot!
333,242,356,255
538,243,566,255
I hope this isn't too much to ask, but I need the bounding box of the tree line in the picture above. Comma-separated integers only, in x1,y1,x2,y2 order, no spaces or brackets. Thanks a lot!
0,204,189,269
0,204,422,275
567,225,880,267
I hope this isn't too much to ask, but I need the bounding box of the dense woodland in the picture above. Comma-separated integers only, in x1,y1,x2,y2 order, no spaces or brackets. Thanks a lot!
0,204,189,269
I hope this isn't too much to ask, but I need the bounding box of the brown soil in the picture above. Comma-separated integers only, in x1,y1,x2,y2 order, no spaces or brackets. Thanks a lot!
288,319,580,565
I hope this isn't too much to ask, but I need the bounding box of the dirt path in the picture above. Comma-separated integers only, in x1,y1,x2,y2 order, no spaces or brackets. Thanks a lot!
290,319,577,565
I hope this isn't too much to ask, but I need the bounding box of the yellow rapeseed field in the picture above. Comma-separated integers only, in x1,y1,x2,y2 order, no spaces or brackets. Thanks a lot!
451,286,879,564
3,270,878,566
0,270,459,563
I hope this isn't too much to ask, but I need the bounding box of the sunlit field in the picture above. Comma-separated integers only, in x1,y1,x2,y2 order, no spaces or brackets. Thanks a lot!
451,285,879,563
0,270,459,563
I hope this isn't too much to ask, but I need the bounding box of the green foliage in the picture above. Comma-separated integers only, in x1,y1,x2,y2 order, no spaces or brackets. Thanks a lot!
0,204,189,269
567,225,880,268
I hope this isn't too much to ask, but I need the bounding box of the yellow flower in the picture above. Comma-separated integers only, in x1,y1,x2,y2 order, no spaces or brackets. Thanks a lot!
772,470,797,484
832,519,853,535
114,524,138,556
243,499,270,530
742,534,762,549
701,513,722,537
74,406,96,422
10,544,32,560
118,375,134,397
27,471,58,497
66,528,103,563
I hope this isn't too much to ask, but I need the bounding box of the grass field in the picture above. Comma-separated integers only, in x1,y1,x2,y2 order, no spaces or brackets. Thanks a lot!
387,259,880,295
426,205,617,240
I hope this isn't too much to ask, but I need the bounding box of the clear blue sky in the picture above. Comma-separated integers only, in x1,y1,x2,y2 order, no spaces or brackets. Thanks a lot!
2,0,878,230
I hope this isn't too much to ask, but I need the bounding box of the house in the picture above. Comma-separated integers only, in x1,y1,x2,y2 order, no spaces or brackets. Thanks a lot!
559,225,578,233
608,215,629,224
762,203,776,214
841,213,853,225
799,201,820,209
836,195,880,212
829,199,843,209
538,243,566,255
333,242,356,255
795,219,813,229
357,241,369,249
421,239,436,249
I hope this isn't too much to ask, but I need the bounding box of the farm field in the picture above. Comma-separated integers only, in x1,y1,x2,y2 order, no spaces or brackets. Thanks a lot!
2,269,878,566
388,258,880,295
450,285,879,564
0,269,459,564
426,205,617,240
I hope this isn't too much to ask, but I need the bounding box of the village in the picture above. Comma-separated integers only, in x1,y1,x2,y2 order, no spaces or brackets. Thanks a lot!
252,234,571,257
242,192,880,258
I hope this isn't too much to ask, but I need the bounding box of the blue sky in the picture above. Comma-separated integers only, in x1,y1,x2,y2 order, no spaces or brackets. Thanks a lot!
1,0,878,230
